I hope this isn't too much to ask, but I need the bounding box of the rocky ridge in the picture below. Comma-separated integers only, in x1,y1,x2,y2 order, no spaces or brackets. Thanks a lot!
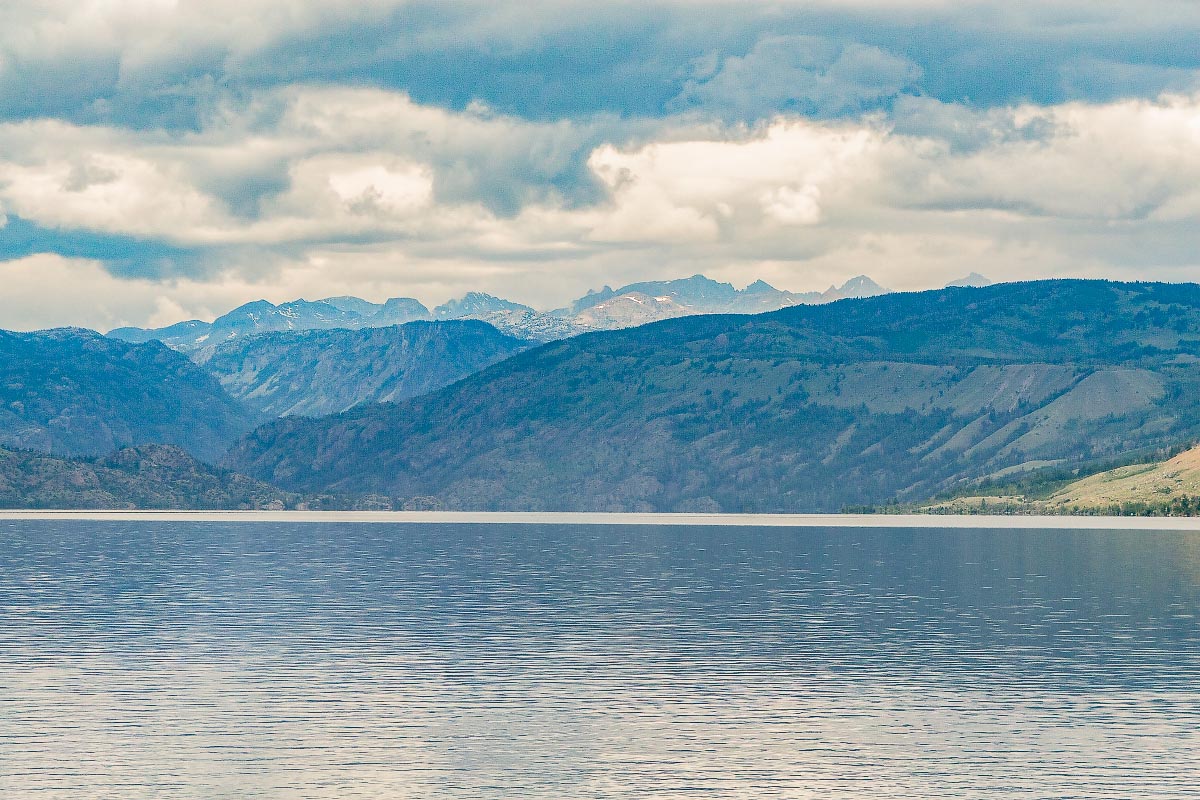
108,274,893,353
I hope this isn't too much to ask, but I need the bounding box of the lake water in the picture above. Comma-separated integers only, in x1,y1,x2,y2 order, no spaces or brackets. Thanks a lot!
1,521,1198,798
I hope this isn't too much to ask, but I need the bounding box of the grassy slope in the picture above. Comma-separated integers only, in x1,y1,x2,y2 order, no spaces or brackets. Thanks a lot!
922,444,1200,515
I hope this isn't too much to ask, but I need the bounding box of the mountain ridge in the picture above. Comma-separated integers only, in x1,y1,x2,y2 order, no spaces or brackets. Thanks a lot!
107,273,893,354
204,319,532,417
0,443,299,509
0,328,257,460
224,279,1200,512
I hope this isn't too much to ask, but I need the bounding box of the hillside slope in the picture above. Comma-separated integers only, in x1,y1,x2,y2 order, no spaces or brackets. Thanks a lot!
1054,447,1200,509
922,444,1200,515
225,280,1200,512
0,328,257,459
205,320,532,417
0,444,297,509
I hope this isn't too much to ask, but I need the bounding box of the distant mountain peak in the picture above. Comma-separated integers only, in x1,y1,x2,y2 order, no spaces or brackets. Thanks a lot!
370,297,432,327
841,275,885,291
228,299,276,314
946,272,992,288
435,292,534,319
820,275,891,302
322,296,384,316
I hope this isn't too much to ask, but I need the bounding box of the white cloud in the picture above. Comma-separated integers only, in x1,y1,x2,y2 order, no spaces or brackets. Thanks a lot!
0,254,235,331
888,95,1200,220
326,164,432,216
762,185,823,225
0,150,221,237
581,121,879,243
4,87,1200,326
0,87,613,248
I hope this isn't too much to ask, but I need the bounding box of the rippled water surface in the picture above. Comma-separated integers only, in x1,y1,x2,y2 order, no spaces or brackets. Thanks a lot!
1,521,1199,798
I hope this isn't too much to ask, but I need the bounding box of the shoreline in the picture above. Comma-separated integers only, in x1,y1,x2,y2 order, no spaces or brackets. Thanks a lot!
3,510,1200,530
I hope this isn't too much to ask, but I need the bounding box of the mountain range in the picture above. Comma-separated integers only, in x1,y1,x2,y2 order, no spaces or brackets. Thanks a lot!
225,280,1200,512
108,274,893,355
110,297,432,361
16,274,1200,515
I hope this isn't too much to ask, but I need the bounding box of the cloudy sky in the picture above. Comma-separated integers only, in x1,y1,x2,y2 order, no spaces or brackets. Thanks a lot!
2,1,1200,330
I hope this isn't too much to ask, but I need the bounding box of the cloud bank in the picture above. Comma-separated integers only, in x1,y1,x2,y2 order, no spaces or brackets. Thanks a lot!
1,1,1199,328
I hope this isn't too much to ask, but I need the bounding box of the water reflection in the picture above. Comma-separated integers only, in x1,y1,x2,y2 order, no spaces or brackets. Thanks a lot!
1,522,1198,797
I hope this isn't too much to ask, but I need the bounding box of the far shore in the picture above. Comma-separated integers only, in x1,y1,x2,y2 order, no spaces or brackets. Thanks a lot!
4,510,1200,530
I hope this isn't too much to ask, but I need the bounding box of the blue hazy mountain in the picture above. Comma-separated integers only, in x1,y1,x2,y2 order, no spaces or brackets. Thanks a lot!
0,328,256,460
946,272,992,288
211,299,361,335
320,296,386,317
368,297,432,326
110,298,368,361
204,320,531,417
225,280,1200,512
434,292,533,318
105,318,212,349
430,293,584,341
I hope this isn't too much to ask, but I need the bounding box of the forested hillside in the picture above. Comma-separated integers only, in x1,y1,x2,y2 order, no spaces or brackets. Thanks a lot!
226,280,1200,511
0,329,257,460
205,320,531,417
0,444,296,509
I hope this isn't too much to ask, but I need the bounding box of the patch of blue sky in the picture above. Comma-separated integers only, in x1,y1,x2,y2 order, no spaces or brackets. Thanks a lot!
0,216,204,280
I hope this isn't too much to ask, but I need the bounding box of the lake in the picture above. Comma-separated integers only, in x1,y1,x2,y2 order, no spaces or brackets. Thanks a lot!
1,520,1198,798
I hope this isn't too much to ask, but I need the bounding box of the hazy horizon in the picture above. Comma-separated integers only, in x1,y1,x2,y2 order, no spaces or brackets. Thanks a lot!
44,272,1200,336
2,270,892,332
66,270,905,332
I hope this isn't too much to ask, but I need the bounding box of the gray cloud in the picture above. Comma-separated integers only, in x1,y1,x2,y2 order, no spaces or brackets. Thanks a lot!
2,1,1200,328
2,2,1200,128
5,85,1200,314
671,35,922,120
